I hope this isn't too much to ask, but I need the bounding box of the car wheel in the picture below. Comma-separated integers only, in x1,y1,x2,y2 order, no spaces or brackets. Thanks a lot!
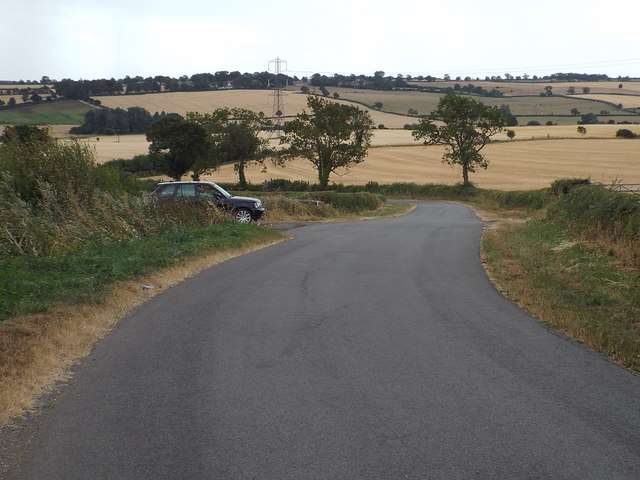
234,208,253,223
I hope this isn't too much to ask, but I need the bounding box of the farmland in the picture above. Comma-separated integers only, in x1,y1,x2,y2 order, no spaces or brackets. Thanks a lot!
92,89,411,128
0,99,93,125
204,138,640,191
2,82,639,191
319,86,640,125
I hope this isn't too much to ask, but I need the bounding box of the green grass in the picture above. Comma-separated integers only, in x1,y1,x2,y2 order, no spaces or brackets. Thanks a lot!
0,99,92,125
483,218,640,371
0,223,283,323
313,87,640,125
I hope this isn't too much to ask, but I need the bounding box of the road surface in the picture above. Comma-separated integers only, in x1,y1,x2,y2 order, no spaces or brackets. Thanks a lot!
12,202,640,479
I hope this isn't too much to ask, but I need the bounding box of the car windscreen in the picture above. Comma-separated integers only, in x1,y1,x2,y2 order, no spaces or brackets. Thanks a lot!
211,183,232,198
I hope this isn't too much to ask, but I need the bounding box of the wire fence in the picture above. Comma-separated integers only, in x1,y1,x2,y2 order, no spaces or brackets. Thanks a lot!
587,183,640,194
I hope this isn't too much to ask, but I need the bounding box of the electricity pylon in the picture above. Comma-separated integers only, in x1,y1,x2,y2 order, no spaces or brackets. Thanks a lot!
268,57,287,134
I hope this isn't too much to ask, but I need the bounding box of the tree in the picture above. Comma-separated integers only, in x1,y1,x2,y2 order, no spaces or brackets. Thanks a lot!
570,108,580,116
579,113,599,124
499,104,518,126
507,129,516,140
616,128,636,139
412,93,505,186
146,116,209,180
279,96,374,188
187,108,272,187
577,126,587,136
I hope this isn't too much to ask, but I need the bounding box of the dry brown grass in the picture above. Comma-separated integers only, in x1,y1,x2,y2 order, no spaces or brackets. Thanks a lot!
0,238,286,428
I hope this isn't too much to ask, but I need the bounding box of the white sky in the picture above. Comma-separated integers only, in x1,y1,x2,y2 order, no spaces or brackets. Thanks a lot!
2,0,639,81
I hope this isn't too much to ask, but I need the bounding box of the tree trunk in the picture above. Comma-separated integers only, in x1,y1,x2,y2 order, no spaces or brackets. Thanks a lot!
318,160,330,188
462,165,470,186
237,161,247,189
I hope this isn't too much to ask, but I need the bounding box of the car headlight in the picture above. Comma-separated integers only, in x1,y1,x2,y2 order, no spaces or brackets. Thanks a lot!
254,201,262,208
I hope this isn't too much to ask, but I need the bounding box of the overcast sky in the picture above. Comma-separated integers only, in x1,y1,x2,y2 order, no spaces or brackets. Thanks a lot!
3,0,639,81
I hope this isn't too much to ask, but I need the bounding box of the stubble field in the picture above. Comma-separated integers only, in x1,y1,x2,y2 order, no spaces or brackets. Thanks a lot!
204,138,640,190
56,88,640,190
93,90,410,128
77,128,640,190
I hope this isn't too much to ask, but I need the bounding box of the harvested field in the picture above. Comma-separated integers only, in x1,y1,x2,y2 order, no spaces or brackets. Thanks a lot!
409,80,640,97
84,124,634,165
574,94,640,109
200,138,640,191
82,129,640,191
94,90,412,128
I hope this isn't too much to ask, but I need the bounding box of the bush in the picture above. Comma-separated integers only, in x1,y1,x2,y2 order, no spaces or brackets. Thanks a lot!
0,127,228,258
263,178,311,192
550,178,591,195
616,128,637,139
527,121,541,126
102,153,168,177
547,185,640,241
301,191,383,212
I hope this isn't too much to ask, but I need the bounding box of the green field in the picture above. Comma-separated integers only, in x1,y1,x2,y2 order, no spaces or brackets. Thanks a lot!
3,82,640,128
0,99,93,125
303,86,640,126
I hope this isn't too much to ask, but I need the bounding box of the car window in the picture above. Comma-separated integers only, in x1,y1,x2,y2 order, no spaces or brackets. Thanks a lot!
157,184,176,196
178,184,197,197
197,184,216,197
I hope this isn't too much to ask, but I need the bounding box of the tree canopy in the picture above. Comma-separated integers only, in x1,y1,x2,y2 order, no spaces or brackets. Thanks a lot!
412,93,505,186
187,108,272,186
279,96,374,188
146,116,209,180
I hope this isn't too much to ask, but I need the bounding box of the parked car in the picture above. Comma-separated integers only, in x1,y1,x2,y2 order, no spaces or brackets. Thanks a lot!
151,181,265,222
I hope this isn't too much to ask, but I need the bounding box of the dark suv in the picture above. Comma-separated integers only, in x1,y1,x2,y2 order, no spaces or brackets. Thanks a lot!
151,181,265,222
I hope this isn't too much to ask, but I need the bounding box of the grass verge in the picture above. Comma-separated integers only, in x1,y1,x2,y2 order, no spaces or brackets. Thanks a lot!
482,217,640,371
0,223,286,426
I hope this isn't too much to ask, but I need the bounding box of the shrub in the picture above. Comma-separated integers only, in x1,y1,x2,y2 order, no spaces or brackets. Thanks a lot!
0,127,227,258
102,153,168,177
304,192,383,212
550,178,591,195
547,185,640,241
616,128,637,139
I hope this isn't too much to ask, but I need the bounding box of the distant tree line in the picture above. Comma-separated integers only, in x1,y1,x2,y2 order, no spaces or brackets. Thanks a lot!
70,107,177,135
51,71,298,101
309,71,411,90
5,70,635,108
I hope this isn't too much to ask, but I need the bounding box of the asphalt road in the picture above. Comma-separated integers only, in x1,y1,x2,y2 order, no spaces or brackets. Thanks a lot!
12,202,640,479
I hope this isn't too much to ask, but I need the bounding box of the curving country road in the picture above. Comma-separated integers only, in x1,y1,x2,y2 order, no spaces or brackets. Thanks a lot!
12,202,640,479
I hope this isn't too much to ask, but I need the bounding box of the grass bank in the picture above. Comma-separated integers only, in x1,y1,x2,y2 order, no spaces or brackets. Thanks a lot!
482,218,639,371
